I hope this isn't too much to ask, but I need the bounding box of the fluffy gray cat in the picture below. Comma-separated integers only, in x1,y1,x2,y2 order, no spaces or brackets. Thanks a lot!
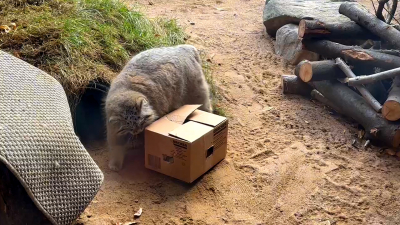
105,45,212,171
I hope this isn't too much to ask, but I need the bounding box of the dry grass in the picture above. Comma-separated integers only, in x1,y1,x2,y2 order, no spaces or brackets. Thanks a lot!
0,0,185,107
200,51,227,117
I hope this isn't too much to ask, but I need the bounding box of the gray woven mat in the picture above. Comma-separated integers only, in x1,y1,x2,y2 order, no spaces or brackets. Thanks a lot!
0,51,104,225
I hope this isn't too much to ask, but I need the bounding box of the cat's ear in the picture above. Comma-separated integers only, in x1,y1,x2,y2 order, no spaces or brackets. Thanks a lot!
136,97,148,111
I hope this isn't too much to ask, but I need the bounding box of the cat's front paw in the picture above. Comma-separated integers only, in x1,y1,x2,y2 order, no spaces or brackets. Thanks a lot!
108,160,123,171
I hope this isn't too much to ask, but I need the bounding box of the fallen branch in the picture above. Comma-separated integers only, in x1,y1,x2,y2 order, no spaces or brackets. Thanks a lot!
346,67,400,85
294,60,346,82
370,0,378,15
339,2,400,50
311,89,343,113
383,76,400,121
298,20,378,40
336,57,382,112
376,0,390,21
387,0,398,24
311,80,400,147
281,75,312,96
303,39,400,70
371,49,400,57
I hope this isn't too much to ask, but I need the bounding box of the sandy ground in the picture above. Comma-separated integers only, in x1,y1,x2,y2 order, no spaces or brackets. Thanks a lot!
77,0,400,224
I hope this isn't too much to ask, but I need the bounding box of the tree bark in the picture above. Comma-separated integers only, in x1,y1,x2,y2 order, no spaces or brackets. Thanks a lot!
298,20,378,40
311,80,400,147
303,39,400,70
346,67,400,85
383,76,400,121
371,49,400,57
281,75,312,96
339,2,400,50
294,60,346,82
311,89,343,113
335,58,383,112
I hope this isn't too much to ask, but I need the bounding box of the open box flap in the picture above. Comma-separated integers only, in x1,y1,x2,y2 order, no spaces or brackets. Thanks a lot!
146,117,181,135
169,121,213,142
166,105,202,125
188,110,226,127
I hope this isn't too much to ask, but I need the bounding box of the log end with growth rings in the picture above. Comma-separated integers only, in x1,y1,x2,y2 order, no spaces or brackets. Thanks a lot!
298,61,313,82
382,100,400,121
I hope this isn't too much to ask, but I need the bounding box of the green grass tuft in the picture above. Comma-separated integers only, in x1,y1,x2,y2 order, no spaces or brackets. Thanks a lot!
200,52,227,117
0,0,185,106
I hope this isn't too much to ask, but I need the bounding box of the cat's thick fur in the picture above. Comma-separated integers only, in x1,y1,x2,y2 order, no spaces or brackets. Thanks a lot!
105,45,212,171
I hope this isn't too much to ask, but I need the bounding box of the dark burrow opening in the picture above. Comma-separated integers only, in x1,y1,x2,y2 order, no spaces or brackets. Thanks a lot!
74,80,110,148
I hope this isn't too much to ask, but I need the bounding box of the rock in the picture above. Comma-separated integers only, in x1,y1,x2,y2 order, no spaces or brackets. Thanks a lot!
263,0,353,36
274,24,319,65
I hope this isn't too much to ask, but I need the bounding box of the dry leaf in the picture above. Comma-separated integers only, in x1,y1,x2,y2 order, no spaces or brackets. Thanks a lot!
10,23,16,30
134,208,142,217
0,25,11,33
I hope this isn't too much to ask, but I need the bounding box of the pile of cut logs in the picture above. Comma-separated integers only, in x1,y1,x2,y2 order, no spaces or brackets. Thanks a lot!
282,2,400,148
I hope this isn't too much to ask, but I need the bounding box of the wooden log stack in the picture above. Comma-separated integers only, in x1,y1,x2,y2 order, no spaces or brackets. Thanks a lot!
280,1,400,148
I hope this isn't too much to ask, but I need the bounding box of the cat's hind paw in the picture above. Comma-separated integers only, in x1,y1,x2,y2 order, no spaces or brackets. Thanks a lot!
108,160,123,171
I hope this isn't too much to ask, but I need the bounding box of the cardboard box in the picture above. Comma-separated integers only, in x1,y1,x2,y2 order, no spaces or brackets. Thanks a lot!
145,105,228,183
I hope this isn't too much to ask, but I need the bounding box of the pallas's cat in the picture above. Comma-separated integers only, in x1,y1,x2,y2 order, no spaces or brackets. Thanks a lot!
105,45,212,171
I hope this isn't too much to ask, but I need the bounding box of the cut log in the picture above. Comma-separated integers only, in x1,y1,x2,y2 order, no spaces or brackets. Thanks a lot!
294,60,346,82
310,89,342,114
303,39,400,70
346,67,400,85
339,2,400,50
371,49,400,57
281,75,312,96
335,58,382,112
311,80,400,147
383,76,400,121
275,24,319,65
298,20,378,40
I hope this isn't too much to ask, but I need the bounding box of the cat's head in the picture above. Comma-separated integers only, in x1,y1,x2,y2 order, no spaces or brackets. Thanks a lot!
106,91,157,136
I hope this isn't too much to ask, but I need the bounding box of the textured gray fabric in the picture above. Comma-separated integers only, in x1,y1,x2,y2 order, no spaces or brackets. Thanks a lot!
0,51,104,225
